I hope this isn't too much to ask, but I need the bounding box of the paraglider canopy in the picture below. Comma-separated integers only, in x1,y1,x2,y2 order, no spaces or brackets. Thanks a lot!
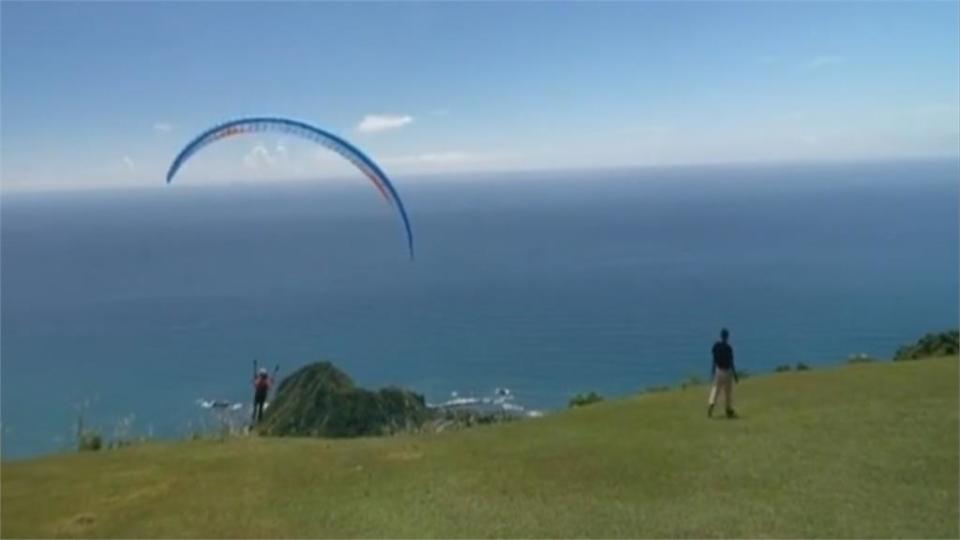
165,116,414,260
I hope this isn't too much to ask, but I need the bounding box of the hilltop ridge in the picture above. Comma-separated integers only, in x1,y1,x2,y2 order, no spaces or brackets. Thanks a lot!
2,354,956,538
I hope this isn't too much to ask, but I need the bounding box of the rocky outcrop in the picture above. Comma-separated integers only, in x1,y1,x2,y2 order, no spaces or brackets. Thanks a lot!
259,361,430,437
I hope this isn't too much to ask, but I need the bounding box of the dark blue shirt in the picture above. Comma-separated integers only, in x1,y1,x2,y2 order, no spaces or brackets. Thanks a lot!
712,341,735,371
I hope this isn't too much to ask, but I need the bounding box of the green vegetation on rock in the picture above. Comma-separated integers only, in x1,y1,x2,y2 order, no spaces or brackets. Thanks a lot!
894,330,959,361
257,361,430,438
568,391,604,407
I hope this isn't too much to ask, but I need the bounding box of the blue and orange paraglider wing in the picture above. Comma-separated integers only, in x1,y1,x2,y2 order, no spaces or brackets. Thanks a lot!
165,117,414,260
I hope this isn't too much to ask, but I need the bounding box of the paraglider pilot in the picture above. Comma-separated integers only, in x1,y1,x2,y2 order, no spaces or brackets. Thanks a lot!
252,367,273,423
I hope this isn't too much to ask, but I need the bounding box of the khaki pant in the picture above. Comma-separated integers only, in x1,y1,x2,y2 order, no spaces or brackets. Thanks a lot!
709,368,734,410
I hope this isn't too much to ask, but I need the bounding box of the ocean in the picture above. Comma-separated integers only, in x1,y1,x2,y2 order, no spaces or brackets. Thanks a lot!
2,160,957,459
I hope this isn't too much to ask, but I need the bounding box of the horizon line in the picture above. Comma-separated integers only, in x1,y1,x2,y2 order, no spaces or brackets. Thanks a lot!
2,154,958,196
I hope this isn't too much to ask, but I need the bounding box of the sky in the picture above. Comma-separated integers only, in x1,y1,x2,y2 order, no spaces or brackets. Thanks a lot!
1,1,958,192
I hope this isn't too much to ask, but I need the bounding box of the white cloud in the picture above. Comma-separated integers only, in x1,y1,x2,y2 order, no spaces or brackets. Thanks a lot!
122,156,136,172
356,114,413,133
240,141,305,175
804,55,845,70
243,143,277,169
388,151,474,165
153,122,173,133
417,151,472,164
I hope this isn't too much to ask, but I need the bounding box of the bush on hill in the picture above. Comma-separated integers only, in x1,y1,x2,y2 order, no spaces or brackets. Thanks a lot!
77,432,102,452
894,330,959,361
569,392,604,408
433,408,521,431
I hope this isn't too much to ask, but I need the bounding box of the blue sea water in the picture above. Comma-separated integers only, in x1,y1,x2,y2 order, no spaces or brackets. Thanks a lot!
2,160,957,459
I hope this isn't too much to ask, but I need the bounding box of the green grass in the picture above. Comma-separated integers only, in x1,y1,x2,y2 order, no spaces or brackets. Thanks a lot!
3,357,957,538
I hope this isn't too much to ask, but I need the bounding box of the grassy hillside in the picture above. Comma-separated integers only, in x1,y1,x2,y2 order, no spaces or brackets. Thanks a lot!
2,357,957,538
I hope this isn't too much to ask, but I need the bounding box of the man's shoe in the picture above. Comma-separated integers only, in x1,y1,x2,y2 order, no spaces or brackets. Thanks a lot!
726,408,737,418
707,404,714,418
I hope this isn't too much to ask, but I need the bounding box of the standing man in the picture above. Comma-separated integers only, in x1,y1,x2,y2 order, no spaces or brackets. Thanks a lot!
252,367,273,424
708,328,738,418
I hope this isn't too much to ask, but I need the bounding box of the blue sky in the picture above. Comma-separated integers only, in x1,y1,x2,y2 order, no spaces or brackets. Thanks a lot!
2,1,958,191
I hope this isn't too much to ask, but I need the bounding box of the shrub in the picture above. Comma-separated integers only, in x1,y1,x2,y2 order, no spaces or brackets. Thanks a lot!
894,330,959,361
108,439,135,450
774,364,792,372
569,392,604,408
429,409,520,433
847,354,879,364
78,431,102,452
73,398,102,452
680,376,704,389
795,362,811,371
109,413,138,448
